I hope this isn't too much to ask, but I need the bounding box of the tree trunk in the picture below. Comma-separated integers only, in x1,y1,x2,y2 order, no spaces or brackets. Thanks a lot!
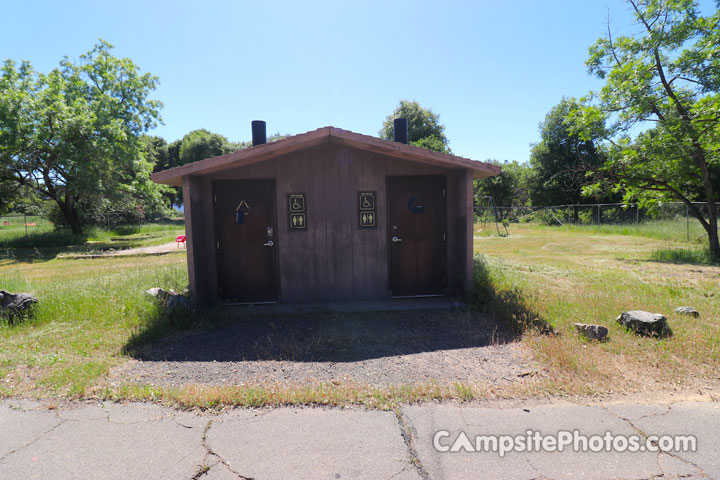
706,202,720,259
57,199,83,235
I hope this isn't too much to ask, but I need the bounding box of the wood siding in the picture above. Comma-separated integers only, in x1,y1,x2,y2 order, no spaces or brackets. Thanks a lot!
184,142,474,304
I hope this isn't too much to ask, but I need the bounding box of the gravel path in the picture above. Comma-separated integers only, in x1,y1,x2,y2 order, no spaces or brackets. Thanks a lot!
101,241,181,256
116,309,535,387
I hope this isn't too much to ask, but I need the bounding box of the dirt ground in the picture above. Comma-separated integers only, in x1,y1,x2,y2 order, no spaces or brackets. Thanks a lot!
98,241,182,256
114,309,534,388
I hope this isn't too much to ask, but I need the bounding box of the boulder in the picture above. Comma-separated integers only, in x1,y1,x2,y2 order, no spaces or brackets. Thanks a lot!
146,287,188,311
573,323,609,341
616,310,671,338
674,306,700,318
166,294,189,311
0,290,38,314
146,287,174,302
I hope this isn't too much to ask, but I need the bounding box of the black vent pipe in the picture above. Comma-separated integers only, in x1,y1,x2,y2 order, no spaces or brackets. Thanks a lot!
251,120,267,146
393,118,408,144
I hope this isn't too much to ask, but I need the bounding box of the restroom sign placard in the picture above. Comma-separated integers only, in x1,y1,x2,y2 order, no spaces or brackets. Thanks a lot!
289,193,307,230
358,192,376,228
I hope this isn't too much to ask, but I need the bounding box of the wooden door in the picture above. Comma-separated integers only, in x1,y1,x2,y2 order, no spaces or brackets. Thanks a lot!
388,175,447,297
213,180,279,303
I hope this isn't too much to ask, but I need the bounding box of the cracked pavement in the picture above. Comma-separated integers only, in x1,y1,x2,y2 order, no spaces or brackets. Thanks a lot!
0,398,717,479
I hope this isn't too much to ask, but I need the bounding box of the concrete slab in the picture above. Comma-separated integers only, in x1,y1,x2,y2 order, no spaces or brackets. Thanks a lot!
632,401,720,479
0,401,61,459
203,462,241,480
2,398,717,479
206,407,420,480
223,297,466,315
0,401,206,480
402,402,676,480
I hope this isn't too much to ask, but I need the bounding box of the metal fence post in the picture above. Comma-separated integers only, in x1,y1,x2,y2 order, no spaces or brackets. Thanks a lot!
686,204,690,241
24,213,28,237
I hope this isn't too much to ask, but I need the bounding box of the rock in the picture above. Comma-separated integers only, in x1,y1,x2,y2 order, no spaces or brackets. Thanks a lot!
146,287,173,302
146,287,188,311
573,323,609,341
166,294,189,311
0,291,38,314
616,310,671,338
674,306,700,318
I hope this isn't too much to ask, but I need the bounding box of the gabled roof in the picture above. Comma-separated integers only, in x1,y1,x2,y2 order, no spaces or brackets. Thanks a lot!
151,126,501,186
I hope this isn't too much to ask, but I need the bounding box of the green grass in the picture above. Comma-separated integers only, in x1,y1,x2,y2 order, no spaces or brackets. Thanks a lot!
475,223,720,396
649,246,720,265
0,251,188,397
0,221,185,261
529,218,711,244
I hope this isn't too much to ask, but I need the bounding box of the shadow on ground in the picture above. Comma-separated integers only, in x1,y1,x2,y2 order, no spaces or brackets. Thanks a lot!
126,308,516,363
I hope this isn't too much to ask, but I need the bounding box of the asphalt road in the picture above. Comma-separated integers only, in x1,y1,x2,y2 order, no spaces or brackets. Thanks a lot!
1,398,717,479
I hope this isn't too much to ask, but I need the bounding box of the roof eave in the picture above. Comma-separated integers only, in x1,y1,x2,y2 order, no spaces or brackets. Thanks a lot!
151,126,501,186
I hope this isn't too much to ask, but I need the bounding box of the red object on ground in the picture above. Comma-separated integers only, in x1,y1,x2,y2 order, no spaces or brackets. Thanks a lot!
24,223,37,226
175,235,186,247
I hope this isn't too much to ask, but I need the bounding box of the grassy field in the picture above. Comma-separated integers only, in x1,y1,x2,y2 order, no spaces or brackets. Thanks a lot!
0,221,187,397
474,222,720,397
0,219,718,407
535,218,711,245
0,215,54,239
0,253,188,397
0,221,185,261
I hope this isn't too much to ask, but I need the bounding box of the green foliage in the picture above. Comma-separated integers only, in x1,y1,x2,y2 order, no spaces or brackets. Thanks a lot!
474,160,532,207
573,0,720,257
147,129,253,207
380,100,451,153
178,129,233,165
0,40,169,234
528,98,608,206
142,135,170,171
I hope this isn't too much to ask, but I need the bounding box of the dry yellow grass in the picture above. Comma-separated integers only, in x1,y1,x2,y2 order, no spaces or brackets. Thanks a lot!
475,223,720,398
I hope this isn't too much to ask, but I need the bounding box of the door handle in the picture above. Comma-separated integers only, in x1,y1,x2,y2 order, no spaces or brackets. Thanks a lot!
392,236,403,243
263,240,274,247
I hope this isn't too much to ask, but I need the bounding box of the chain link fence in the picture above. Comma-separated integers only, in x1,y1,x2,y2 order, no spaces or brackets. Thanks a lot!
475,202,718,242
0,211,183,237
0,214,51,236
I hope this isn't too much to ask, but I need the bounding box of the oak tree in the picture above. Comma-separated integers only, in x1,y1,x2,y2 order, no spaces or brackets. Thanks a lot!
380,100,451,153
0,40,165,233
575,0,720,257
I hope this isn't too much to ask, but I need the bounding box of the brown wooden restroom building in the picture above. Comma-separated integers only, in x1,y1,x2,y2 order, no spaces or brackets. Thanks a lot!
152,121,500,305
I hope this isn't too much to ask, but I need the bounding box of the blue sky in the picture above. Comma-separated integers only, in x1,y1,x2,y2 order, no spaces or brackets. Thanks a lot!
1,1,714,163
